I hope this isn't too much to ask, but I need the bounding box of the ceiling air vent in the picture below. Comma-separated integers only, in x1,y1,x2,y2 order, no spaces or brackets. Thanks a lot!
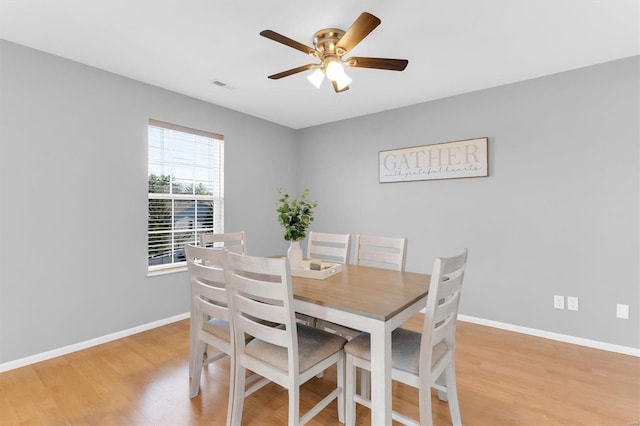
211,79,235,90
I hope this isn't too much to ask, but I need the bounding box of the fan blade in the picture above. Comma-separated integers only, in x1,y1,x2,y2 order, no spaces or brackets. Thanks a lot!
335,12,381,55
268,64,316,80
260,30,317,56
332,80,350,93
346,57,408,71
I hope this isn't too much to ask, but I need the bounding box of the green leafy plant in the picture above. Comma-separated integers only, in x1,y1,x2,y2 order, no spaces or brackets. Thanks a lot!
275,188,318,241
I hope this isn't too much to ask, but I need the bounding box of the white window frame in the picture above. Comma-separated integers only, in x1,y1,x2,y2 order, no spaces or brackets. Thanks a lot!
147,119,224,274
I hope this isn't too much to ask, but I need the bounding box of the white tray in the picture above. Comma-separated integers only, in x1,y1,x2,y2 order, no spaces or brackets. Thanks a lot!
290,262,342,280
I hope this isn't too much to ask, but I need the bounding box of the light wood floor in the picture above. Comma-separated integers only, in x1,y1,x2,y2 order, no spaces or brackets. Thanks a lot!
1,315,638,425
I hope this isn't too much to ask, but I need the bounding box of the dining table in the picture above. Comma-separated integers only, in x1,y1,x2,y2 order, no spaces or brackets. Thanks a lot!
291,263,430,425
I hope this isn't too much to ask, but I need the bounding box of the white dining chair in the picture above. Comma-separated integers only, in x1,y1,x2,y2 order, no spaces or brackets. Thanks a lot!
353,234,407,271
298,231,351,327
185,245,233,412
193,236,243,376
306,231,351,264
224,251,348,426
185,244,269,425
317,234,407,339
318,234,408,397
344,249,468,426
200,231,247,254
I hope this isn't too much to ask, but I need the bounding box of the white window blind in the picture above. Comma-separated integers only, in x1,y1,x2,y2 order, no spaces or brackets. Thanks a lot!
147,119,224,272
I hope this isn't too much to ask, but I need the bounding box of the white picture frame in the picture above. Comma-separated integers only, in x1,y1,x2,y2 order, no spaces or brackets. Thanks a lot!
379,137,489,183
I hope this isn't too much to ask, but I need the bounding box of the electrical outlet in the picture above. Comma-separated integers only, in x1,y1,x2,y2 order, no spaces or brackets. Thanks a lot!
567,297,579,311
616,304,629,320
554,295,565,309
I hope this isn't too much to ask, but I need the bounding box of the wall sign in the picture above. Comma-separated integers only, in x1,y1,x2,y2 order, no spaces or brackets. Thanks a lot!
379,137,489,183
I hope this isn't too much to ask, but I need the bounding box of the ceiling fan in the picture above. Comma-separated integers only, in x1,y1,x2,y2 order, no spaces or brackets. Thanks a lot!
260,12,408,93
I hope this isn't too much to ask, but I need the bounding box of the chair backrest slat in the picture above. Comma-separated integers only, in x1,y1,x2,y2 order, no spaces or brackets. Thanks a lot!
234,293,288,324
312,245,348,259
200,231,247,254
237,315,289,347
434,291,459,319
354,234,407,271
232,274,287,301
437,274,464,303
431,313,456,346
307,231,351,264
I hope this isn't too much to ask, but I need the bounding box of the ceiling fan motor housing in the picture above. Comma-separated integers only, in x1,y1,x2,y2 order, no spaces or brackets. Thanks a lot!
313,29,346,60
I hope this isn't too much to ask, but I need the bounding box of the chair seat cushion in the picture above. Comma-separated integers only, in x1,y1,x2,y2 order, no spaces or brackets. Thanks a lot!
245,323,347,373
202,317,231,341
344,327,448,375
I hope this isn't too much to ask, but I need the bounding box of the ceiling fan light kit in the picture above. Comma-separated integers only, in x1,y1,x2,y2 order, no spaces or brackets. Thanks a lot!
260,12,408,93
325,60,343,80
335,73,352,91
306,68,325,88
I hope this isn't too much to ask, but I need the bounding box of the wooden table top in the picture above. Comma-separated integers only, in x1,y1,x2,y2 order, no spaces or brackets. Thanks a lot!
292,263,430,321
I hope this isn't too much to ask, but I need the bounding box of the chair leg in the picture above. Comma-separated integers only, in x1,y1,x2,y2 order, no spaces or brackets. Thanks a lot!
230,364,246,426
418,383,434,426
345,353,356,426
189,339,207,398
225,349,235,426
288,386,300,426
337,353,345,423
444,362,462,426
188,315,196,378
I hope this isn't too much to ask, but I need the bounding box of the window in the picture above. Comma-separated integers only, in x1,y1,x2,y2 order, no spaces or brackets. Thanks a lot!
147,119,224,272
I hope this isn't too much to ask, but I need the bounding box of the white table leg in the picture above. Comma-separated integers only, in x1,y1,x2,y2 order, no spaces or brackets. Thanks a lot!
369,321,392,425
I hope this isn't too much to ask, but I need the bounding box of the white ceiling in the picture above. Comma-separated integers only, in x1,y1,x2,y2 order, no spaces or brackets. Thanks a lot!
1,0,638,129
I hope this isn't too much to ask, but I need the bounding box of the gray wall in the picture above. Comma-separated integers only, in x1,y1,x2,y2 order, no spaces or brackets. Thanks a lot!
1,39,637,365
297,56,639,348
0,40,297,363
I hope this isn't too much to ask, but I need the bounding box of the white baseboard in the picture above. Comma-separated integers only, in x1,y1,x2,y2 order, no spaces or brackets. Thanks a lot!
457,314,640,357
415,308,639,357
2,310,638,374
0,312,190,373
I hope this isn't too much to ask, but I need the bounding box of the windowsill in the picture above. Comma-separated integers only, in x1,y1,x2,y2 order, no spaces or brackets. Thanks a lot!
146,265,187,277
